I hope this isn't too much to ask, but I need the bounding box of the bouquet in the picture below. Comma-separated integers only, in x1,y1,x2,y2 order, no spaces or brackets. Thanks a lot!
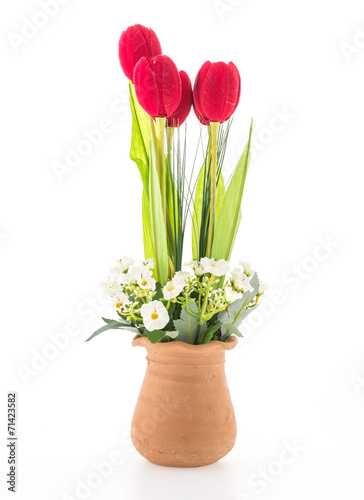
86,24,267,345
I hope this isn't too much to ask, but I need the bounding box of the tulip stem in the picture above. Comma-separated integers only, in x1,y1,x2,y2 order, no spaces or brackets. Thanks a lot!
206,121,220,258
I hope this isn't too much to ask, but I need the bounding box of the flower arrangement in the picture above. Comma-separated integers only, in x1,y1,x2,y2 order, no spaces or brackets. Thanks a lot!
86,24,267,345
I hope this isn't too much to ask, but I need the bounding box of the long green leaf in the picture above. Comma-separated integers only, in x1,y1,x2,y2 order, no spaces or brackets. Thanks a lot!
192,163,225,260
128,82,150,193
142,188,155,260
212,120,253,260
149,139,168,284
85,319,136,342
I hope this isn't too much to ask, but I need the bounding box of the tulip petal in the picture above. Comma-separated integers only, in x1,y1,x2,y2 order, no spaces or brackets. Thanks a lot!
134,57,160,117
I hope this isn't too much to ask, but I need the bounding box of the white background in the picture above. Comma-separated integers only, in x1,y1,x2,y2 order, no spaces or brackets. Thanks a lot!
1,0,364,499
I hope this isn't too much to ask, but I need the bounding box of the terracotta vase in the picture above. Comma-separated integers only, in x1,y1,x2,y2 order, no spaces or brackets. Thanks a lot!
131,334,238,468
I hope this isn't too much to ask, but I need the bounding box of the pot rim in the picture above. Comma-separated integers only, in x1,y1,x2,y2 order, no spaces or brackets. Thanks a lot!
132,334,238,351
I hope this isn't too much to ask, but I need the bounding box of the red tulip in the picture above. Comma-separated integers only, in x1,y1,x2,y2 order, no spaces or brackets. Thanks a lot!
133,55,182,118
167,70,192,127
118,24,162,82
193,61,241,123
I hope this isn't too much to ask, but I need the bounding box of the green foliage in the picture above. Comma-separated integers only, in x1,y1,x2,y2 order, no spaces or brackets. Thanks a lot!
218,272,260,336
212,120,253,260
173,301,200,344
85,318,139,343
145,330,167,343
129,82,150,192
149,140,168,285
142,189,154,261
192,162,225,260
198,323,222,344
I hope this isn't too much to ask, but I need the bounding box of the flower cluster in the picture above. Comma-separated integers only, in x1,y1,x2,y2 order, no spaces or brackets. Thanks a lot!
91,256,268,344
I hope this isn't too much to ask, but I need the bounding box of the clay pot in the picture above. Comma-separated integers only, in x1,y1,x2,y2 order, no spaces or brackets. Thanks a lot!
131,334,238,468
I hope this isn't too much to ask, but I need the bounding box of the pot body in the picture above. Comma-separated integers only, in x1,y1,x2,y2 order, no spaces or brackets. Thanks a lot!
131,335,238,468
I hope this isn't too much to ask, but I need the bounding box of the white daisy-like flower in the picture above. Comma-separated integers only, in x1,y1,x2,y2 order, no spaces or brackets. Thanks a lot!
200,257,230,276
140,300,169,331
173,270,190,282
186,260,205,277
139,258,155,271
101,277,123,297
225,285,243,303
109,256,134,275
137,269,156,291
163,276,185,300
258,282,269,296
231,268,254,293
120,267,139,284
111,292,130,312
239,261,254,277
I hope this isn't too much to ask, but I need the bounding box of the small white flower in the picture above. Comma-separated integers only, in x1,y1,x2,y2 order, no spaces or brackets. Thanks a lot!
141,300,169,331
173,270,190,282
239,261,254,277
186,260,205,277
137,269,156,291
111,292,130,312
139,258,155,271
109,256,134,275
231,268,254,293
163,275,185,300
225,285,243,303
258,282,269,296
120,267,139,284
101,277,122,297
200,257,230,276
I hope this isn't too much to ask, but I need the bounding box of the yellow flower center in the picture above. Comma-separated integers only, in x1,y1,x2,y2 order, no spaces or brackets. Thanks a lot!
151,312,158,320
116,302,122,309
141,280,147,286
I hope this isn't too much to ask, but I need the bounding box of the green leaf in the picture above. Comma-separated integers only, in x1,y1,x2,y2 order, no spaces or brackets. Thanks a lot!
154,282,163,300
149,138,168,285
221,322,243,337
85,319,135,342
142,188,155,261
212,120,253,260
173,302,200,344
146,330,167,343
129,82,150,193
192,163,225,260
218,274,260,335
165,330,179,339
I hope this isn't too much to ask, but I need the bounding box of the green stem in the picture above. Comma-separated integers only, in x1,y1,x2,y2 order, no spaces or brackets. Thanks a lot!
156,117,167,222
206,122,220,258
199,280,212,324
148,116,161,282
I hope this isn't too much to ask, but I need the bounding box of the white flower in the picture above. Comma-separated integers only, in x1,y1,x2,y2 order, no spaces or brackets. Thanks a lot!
231,268,254,293
239,261,254,277
109,256,134,275
141,300,169,331
111,292,130,312
173,270,190,282
225,285,243,303
163,275,185,300
258,282,269,296
101,277,122,297
120,267,139,284
137,269,156,291
200,257,230,276
186,260,205,277
139,258,155,271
